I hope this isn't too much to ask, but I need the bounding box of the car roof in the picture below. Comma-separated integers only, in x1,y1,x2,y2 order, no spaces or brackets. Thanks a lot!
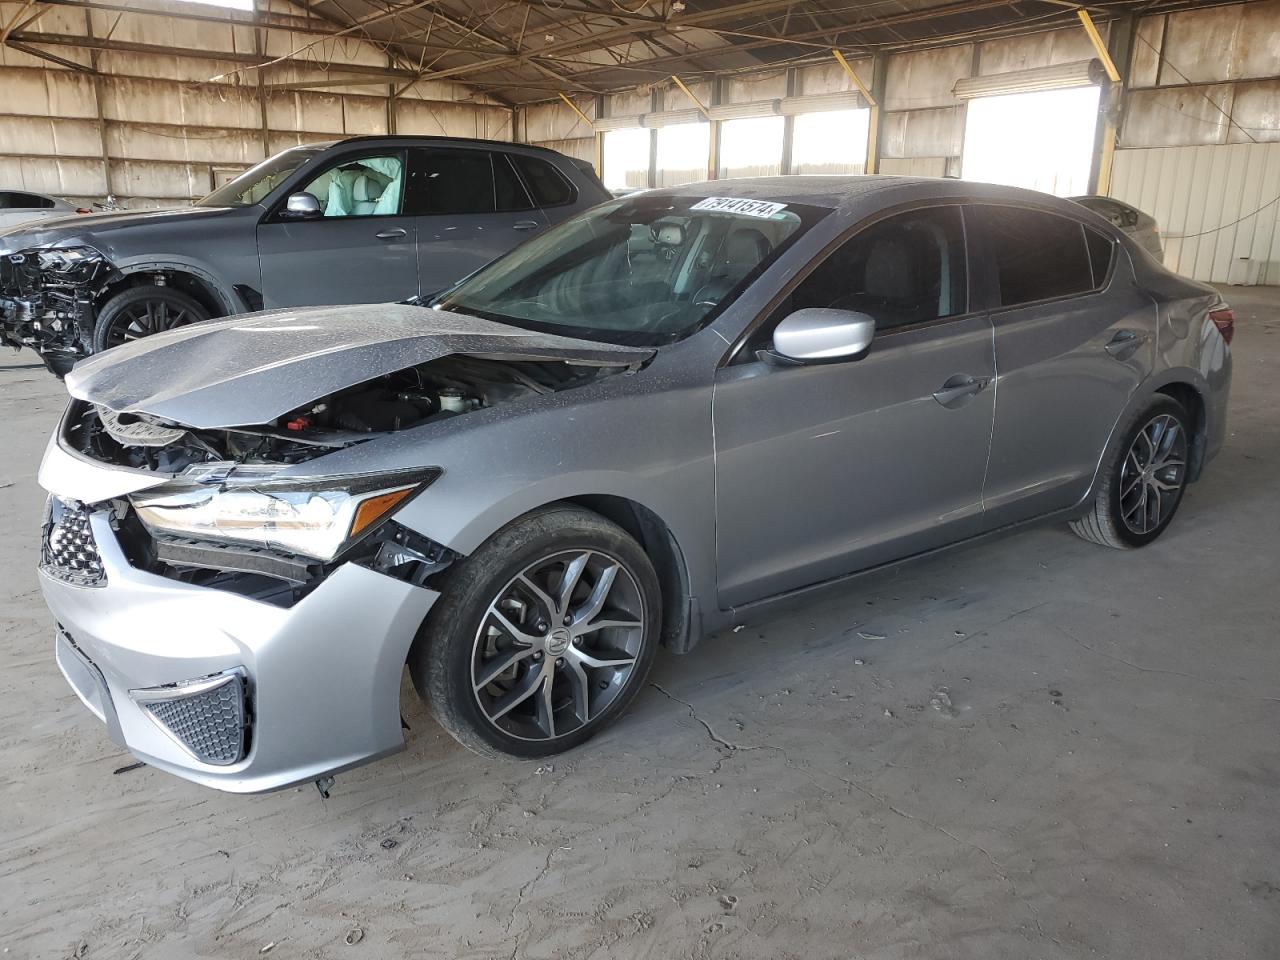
628,175,1103,216
303,135,578,159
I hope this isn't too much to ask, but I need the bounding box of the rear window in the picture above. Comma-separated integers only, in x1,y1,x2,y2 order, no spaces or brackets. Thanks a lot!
512,154,575,207
974,205,1094,307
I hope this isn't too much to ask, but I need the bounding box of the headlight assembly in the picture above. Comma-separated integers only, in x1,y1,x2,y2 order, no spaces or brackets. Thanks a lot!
129,464,441,562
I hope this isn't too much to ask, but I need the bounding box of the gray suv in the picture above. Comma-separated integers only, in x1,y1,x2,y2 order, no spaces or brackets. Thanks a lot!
0,136,609,375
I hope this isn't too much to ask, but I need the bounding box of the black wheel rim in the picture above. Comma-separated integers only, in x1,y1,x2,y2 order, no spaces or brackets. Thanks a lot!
471,550,645,743
103,299,196,348
1120,413,1188,535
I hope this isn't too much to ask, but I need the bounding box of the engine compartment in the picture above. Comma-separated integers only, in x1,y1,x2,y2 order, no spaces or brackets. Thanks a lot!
64,353,619,472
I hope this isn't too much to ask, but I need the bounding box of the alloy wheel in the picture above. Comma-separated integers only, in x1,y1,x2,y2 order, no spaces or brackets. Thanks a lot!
1119,412,1187,535
104,299,196,348
471,550,645,742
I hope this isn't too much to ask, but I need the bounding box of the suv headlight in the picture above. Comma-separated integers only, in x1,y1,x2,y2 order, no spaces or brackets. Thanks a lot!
129,465,441,562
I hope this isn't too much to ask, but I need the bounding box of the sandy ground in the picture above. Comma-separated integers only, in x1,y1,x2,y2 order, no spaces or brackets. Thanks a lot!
2,286,1278,960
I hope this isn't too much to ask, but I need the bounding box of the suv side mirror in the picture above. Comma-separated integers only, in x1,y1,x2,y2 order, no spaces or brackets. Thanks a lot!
281,192,322,220
767,308,876,364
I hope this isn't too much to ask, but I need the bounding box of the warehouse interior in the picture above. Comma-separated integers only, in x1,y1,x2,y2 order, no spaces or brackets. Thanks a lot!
3,0,1279,281
2,0,1279,957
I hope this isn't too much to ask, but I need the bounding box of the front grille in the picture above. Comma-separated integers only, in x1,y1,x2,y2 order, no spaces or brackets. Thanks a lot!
41,497,106,587
133,672,248,766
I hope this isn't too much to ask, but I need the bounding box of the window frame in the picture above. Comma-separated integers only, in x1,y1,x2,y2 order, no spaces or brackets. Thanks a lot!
721,199,977,367
507,151,578,209
964,202,1116,317
262,147,409,223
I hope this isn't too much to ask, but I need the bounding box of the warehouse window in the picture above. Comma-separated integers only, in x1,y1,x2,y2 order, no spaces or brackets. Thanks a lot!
656,122,710,187
972,205,1095,306
791,109,870,175
962,86,1100,197
602,128,651,191
718,116,784,179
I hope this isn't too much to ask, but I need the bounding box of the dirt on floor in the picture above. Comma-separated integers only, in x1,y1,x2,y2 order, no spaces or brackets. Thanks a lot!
2,286,1279,960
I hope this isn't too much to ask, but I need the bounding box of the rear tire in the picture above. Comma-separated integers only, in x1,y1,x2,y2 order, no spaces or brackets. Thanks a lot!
1070,395,1191,549
92,285,210,353
410,505,662,759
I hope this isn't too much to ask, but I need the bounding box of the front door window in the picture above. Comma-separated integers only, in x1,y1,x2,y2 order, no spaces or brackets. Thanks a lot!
297,155,405,217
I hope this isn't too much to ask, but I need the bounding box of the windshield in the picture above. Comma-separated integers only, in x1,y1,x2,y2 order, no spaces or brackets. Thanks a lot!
434,193,829,345
196,146,323,207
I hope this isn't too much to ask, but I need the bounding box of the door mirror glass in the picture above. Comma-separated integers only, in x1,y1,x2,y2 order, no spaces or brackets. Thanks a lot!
282,192,322,219
771,308,875,363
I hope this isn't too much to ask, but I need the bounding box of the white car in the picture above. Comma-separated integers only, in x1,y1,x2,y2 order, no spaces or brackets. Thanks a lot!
0,190,82,231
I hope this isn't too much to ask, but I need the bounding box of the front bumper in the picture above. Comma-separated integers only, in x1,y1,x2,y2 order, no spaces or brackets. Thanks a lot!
42,509,439,793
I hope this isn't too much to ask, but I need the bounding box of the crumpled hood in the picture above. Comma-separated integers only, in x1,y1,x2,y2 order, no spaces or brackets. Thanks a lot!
66,302,653,429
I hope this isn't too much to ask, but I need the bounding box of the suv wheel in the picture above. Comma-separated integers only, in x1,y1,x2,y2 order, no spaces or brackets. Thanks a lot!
411,506,661,759
92,285,210,352
1070,395,1191,549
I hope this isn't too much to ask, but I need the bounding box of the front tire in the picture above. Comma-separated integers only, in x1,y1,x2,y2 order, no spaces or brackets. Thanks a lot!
1070,396,1191,549
410,506,661,759
92,284,210,353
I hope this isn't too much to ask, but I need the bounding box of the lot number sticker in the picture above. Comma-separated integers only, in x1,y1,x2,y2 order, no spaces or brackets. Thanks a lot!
689,197,788,218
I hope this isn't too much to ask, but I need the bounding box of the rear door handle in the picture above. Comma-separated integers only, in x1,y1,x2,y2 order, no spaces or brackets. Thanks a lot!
513,220,541,232
932,374,991,408
1105,329,1148,360
375,228,407,240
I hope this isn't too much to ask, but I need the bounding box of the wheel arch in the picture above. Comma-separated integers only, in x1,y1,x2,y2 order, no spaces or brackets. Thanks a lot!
99,262,239,319
560,494,700,654
1083,370,1211,509
1153,380,1207,481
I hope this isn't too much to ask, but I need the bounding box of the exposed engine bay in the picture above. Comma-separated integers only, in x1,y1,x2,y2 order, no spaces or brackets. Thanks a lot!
0,247,117,374
63,353,622,473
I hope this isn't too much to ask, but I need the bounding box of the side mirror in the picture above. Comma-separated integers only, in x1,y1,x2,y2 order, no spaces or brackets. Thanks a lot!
281,192,322,220
768,307,876,365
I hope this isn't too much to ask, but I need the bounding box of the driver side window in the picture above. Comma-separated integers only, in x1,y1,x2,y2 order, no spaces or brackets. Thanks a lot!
784,205,968,333
296,154,405,218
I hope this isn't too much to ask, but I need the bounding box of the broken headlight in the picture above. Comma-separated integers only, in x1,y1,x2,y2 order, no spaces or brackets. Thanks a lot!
129,464,441,562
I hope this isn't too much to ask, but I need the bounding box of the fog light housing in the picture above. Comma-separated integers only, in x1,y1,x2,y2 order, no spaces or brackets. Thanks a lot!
131,670,249,766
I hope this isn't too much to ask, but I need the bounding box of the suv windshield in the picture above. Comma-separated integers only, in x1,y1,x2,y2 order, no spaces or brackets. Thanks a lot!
196,146,324,207
434,193,829,345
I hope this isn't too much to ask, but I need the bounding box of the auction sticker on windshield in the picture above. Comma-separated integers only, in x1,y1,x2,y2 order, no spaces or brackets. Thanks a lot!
689,197,788,219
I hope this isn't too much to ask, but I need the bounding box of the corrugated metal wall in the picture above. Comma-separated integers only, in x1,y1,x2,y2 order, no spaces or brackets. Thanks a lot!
1110,1,1280,283
1112,144,1280,284
0,0,511,208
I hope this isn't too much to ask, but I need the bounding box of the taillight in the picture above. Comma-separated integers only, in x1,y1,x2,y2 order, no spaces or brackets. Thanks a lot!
1209,307,1235,345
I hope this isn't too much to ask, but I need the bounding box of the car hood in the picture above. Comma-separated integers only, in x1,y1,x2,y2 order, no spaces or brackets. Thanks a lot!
65,303,654,429
0,205,232,249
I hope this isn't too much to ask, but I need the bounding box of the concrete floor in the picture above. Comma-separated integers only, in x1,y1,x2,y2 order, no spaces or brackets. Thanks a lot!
1,285,1277,960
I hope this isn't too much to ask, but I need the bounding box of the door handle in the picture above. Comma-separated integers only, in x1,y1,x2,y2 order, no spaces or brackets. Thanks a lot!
932,374,991,408
375,228,407,240
1105,329,1147,360
513,220,541,231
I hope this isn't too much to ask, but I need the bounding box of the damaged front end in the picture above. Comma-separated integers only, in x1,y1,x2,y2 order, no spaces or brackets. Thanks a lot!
0,246,117,375
58,352,628,605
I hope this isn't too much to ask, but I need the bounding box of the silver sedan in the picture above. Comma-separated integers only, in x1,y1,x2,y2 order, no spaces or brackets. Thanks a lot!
37,177,1233,793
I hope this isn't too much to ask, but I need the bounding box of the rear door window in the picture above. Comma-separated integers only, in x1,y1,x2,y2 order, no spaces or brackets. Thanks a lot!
493,154,536,212
511,154,576,207
972,205,1094,307
1084,226,1114,288
404,148,502,215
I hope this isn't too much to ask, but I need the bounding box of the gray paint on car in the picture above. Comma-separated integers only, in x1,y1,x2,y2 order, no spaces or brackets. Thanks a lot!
37,175,1232,792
